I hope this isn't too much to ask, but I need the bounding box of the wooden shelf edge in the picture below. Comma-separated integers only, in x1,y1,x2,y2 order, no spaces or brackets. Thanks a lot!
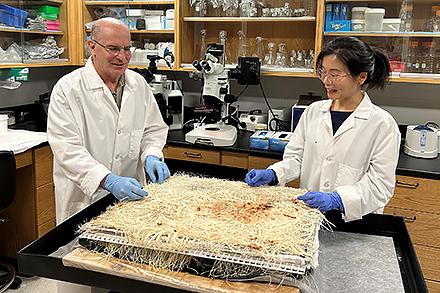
85,29,173,34
183,16,316,22
0,62,73,69
324,31,440,38
389,76,440,84
0,27,64,35
85,1,174,5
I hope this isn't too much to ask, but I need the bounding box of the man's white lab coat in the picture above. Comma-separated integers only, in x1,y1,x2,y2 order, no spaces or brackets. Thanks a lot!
48,58,168,224
270,93,400,222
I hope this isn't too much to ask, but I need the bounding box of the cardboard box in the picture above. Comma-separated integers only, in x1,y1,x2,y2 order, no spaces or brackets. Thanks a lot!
249,130,275,150
269,132,294,152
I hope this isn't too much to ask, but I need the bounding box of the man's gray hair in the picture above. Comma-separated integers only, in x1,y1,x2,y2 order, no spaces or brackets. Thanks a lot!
90,17,128,40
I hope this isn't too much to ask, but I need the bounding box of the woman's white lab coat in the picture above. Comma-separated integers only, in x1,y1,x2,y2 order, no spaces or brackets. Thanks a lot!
270,93,400,222
48,58,168,224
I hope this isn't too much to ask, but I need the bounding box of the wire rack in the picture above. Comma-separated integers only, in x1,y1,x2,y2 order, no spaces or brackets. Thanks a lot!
79,230,310,275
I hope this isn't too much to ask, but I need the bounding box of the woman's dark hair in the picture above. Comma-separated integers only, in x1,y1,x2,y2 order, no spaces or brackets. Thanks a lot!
316,36,390,90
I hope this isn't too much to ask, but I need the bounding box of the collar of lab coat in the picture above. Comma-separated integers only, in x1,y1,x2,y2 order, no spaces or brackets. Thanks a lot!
83,57,138,91
320,92,373,137
319,92,372,120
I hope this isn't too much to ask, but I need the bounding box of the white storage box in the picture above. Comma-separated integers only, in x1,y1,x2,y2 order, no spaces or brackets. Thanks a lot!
351,19,365,31
145,15,164,30
126,9,144,16
165,9,175,19
351,7,368,20
144,10,164,16
382,18,401,32
0,114,8,134
365,8,385,31
165,18,174,30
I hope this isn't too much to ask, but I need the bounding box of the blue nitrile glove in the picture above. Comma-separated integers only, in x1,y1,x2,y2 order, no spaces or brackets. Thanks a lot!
145,155,170,184
245,169,277,187
103,173,148,201
298,191,344,213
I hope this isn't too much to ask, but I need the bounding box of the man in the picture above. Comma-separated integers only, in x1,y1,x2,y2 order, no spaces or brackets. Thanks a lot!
48,17,169,225
48,16,170,293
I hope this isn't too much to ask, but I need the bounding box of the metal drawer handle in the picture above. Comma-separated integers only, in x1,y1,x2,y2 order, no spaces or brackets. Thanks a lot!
403,215,416,223
396,180,419,189
393,214,416,223
184,151,202,159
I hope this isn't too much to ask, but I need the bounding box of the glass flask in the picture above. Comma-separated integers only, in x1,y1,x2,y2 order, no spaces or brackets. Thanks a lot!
263,42,276,66
200,29,207,59
237,30,248,61
278,43,288,67
219,30,232,64
290,50,297,67
252,36,265,62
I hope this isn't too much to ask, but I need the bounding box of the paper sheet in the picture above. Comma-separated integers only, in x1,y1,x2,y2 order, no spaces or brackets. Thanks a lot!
0,129,47,154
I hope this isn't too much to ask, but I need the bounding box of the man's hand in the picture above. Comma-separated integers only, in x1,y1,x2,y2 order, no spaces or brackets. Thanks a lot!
103,173,148,201
298,191,344,212
145,155,170,184
245,169,277,187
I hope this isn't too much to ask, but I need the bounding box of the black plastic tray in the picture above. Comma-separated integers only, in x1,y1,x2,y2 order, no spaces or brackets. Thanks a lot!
18,194,427,293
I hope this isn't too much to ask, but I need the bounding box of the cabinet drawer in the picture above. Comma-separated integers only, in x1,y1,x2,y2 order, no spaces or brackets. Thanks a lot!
248,156,279,170
387,175,440,214
165,146,220,165
15,150,32,169
426,280,440,293
384,207,440,248
37,218,56,238
36,183,55,225
34,146,53,187
221,152,248,169
415,245,440,282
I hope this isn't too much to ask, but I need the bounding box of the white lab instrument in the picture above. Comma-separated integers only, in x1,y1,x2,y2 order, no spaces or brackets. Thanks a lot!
185,44,260,146
404,125,438,158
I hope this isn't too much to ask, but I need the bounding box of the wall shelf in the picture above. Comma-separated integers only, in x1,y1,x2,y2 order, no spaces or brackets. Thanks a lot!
324,31,440,38
183,16,316,22
85,1,174,5
0,27,63,35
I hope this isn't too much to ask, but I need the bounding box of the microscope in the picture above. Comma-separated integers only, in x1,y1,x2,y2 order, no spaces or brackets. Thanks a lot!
134,54,184,130
185,44,260,146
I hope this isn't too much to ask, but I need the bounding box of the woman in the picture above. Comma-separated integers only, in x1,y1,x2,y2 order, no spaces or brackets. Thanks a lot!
245,36,400,222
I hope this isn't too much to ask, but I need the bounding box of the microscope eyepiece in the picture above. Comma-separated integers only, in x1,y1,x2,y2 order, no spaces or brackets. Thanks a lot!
200,60,211,71
192,60,203,71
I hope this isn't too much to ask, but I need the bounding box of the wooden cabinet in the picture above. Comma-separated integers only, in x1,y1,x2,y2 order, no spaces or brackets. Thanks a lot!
0,145,55,259
0,0,77,68
384,174,440,289
323,0,440,84
164,146,300,186
34,146,56,237
80,0,176,69
165,145,221,164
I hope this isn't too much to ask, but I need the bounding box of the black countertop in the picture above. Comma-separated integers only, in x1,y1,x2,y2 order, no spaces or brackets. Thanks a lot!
4,105,439,180
168,129,440,180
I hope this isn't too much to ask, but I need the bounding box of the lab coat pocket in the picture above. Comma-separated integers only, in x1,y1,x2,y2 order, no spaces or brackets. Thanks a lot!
335,163,363,186
128,129,143,159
